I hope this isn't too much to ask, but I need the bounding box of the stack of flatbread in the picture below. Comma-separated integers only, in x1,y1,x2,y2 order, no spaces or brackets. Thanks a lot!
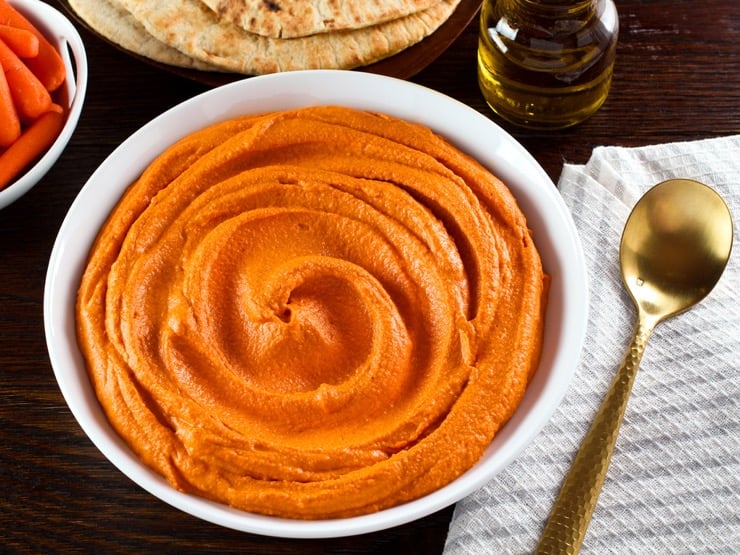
69,0,462,75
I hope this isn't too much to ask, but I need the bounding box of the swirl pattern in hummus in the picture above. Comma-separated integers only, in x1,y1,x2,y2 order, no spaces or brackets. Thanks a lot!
76,106,547,519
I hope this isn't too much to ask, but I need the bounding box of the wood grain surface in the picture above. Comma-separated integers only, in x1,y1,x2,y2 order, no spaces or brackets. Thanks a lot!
1,0,738,553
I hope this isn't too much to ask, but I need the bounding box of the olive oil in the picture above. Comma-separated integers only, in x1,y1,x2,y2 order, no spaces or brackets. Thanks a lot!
478,0,618,129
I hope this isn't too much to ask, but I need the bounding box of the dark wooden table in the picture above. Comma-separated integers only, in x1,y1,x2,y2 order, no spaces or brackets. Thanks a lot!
1,0,737,552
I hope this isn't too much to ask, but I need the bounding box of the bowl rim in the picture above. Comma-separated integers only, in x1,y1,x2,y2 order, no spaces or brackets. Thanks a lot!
0,0,89,210
44,70,588,538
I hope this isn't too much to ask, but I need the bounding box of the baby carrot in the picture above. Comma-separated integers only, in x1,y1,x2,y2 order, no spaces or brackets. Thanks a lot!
0,37,51,121
0,0,65,91
0,58,21,147
0,103,65,191
0,24,38,58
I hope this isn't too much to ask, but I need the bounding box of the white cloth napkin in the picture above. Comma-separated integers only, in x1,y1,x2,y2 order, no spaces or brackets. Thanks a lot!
444,135,740,554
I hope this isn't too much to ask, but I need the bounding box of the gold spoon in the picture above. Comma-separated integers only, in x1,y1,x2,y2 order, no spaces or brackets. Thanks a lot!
536,178,734,554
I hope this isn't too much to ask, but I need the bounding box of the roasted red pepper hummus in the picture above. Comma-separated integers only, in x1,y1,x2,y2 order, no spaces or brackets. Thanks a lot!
76,106,548,519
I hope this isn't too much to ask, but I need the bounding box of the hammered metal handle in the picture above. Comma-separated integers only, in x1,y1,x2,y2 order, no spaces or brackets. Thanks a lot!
535,314,657,554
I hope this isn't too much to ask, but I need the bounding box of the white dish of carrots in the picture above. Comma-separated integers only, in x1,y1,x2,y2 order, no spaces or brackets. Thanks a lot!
0,0,87,209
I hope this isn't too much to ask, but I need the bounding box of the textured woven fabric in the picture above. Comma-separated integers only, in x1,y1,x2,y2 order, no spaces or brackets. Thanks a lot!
444,136,740,554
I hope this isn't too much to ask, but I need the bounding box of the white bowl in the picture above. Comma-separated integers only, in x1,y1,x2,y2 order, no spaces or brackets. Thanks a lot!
0,0,88,210
44,70,588,538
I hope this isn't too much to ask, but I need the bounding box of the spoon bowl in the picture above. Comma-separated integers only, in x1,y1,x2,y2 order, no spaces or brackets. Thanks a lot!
620,179,734,321
536,178,733,554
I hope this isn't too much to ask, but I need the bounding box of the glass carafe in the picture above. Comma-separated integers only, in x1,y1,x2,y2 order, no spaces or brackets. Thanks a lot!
478,0,619,129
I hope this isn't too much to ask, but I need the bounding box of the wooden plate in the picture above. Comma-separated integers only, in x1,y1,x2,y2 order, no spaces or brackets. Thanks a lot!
58,0,481,86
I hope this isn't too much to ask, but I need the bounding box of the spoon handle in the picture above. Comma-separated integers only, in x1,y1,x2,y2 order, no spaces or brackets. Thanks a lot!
535,314,656,554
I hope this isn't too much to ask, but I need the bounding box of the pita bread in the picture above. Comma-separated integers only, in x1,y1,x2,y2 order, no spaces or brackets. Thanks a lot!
114,0,459,75
111,0,460,75
69,0,222,71
199,0,442,39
